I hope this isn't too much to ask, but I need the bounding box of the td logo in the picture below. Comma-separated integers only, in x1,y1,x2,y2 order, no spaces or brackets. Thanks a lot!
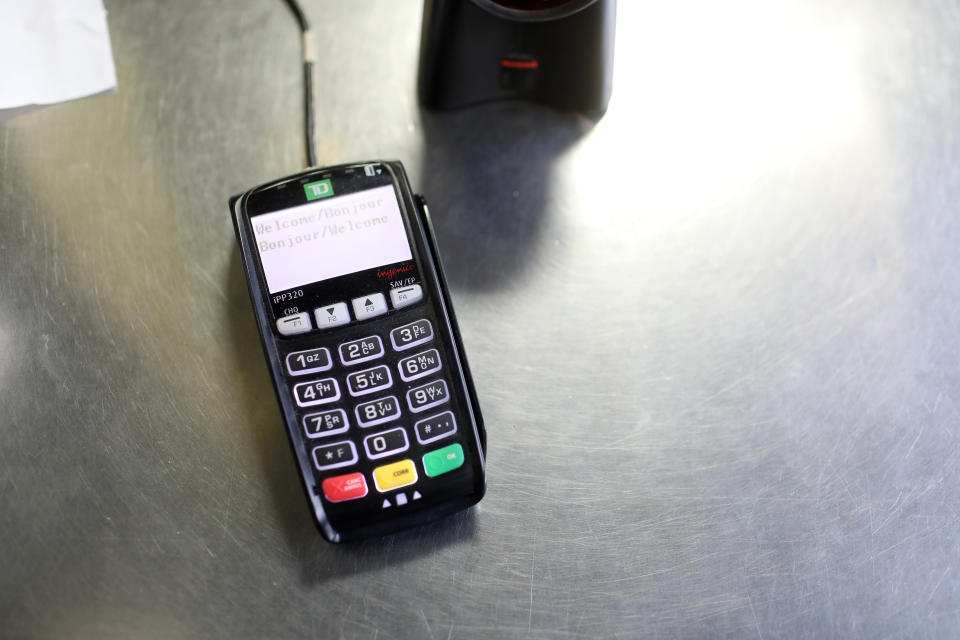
303,179,334,201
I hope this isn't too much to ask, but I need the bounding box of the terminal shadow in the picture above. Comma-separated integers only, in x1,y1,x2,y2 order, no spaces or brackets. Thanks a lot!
298,508,479,584
416,102,593,292
226,249,478,584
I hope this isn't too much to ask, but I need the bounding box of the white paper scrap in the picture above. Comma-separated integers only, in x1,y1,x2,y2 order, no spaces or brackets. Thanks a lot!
0,0,118,118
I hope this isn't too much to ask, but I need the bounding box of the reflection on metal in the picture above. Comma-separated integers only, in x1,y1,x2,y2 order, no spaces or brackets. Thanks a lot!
595,2,865,207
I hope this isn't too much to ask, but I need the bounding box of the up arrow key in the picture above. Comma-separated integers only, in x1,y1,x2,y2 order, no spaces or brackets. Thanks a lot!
351,293,387,321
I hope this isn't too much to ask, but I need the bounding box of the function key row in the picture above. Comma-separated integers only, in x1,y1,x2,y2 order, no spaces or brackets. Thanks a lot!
285,319,434,376
276,285,424,336
319,443,466,503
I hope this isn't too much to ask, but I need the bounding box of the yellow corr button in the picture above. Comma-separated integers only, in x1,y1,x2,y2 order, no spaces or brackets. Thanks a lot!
373,458,418,493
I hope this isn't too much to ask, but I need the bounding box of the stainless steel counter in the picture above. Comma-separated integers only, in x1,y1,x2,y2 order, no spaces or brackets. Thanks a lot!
2,1,959,637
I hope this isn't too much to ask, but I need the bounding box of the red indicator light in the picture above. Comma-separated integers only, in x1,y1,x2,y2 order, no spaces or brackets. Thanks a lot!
500,59,539,70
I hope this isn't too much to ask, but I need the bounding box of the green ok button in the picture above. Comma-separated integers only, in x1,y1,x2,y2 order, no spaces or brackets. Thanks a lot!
422,443,465,477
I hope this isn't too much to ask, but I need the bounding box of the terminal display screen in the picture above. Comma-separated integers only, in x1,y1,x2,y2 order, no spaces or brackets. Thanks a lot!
252,184,413,294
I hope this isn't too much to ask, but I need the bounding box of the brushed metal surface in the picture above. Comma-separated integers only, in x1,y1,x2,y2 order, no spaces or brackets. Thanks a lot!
2,0,959,638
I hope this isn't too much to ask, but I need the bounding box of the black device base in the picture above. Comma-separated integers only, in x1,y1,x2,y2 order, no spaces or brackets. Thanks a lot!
418,0,616,117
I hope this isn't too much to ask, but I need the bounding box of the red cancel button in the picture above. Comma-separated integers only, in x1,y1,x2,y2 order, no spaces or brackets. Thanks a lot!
322,472,368,503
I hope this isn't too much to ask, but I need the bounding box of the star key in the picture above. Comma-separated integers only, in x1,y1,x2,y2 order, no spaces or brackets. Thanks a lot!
312,440,358,471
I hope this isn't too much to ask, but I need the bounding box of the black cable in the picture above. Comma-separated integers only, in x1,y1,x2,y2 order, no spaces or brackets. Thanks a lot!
282,0,317,167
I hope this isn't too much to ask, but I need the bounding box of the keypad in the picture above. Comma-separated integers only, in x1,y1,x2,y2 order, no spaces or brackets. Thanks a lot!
284,316,468,504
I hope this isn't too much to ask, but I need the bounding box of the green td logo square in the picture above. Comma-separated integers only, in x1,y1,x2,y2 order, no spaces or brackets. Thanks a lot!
304,179,334,201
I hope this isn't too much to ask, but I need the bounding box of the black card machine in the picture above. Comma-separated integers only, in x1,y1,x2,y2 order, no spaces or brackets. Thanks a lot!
231,161,486,542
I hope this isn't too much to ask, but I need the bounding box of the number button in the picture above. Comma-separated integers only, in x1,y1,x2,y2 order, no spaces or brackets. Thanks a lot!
363,427,410,460
355,395,401,428
414,411,457,445
346,364,393,397
293,377,340,407
406,379,449,413
286,347,332,376
338,335,384,366
398,348,442,382
311,440,358,471
302,408,349,438
390,319,433,352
